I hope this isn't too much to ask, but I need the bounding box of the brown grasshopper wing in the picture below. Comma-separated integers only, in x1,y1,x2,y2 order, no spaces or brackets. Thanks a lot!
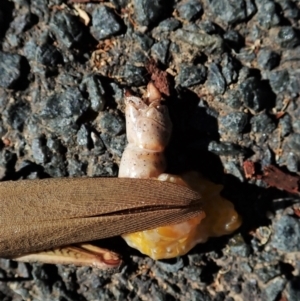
0,177,202,257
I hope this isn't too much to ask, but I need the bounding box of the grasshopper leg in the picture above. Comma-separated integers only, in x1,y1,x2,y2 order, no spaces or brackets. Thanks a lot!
11,243,122,269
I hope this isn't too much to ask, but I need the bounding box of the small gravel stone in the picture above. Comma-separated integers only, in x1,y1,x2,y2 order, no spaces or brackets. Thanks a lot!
257,49,280,70
157,18,180,31
0,51,23,88
82,74,106,112
286,152,300,173
4,100,30,131
261,277,286,301
256,1,281,29
287,133,300,155
221,54,239,85
271,26,300,49
208,0,256,24
208,141,247,156
238,77,264,112
219,112,248,133
279,0,300,20
173,29,224,54
133,32,154,50
176,64,207,87
279,113,292,137
10,8,35,33
228,234,251,257
270,215,300,252
133,0,165,27
250,113,276,133
31,137,48,164
100,133,126,158
223,90,243,109
207,63,226,95
41,87,89,119
151,40,170,65
77,124,90,147
268,70,290,94
99,112,125,136
123,64,146,86
50,12,85,48
224,161,245,182
256,265,281,283
176,0,203,21
91,5,123,40
36,44,63,66
223,30,243,51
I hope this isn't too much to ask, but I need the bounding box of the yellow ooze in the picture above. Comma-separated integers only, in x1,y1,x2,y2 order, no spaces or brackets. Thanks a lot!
122,172,242,260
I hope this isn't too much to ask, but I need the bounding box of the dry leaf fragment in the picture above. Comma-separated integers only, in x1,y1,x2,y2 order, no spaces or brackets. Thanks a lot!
146,60,171,97
243,160,256,179
262,165,300,194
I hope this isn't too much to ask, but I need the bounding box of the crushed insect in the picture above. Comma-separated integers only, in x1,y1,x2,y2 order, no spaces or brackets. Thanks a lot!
119,83,242,260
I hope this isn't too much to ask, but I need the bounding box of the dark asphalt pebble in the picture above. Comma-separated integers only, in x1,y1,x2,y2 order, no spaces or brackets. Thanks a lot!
262,277,286,301
223,30,243,51
176,0,203,21
279,113,292,137
50,11,85,48
82,74,106,112
219,112,248,134
41,87,89,120
36,43,63,66
0,51,23,88
287,133,300,155
99,111,125,136
91,5,124,40
207,63,226,95
224,161,245,182
268,69,290,94
279,0,300,20
208,141,247,156
4,100,30,131
256,0,281,29
257,49,280,70
31,137,48,164
173,28,224,54
151,40,170,65
123,64,146,86
271,26,300,49
221,54,239,85
223,90,243,109
176,64,207,87
77,124,90,147
133,0,166,27
208,0,256,24
100,133,126,158
270,215,300,252
250,113,276,133
157,18,181,32
228,234,251,257
238,77,265,112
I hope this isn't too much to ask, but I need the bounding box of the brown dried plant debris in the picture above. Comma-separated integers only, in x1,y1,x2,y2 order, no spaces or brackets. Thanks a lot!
243,160,256,179
262,165,300,194
146,60,171,97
